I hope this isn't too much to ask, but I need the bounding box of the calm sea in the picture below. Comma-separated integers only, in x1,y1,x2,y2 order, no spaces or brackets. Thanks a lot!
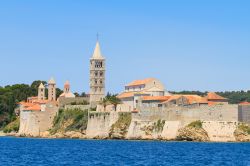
0,137,249,166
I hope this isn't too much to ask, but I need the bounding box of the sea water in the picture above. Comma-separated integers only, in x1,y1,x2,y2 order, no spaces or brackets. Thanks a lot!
0,137,249,166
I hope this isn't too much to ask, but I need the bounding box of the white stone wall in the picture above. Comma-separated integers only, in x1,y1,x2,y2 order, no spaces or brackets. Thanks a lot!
203,121,237,142
86,112,119,138
161,121,181,140
19,108,58,137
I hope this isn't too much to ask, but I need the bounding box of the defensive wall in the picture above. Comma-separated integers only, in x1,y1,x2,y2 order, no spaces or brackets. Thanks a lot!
58,97,89,108
19,108,58,137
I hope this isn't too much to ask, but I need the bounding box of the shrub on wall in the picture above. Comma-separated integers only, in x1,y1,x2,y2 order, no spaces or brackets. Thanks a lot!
109,112,132,138
238,123,250,134
3,117,20,133
153,120,166,132
188,120,202,129
50,108,88,134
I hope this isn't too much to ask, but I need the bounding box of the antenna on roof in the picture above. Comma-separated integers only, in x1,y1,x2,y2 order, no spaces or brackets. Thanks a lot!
96,33,99,41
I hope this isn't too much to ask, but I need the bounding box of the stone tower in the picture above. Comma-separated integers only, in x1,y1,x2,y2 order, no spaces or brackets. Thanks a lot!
64,80,70,93
89,41,105,105
38,83,45,100
48,77,56,101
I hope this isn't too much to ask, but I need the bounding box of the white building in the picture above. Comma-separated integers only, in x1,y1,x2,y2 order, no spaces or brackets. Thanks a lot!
117,78,168,111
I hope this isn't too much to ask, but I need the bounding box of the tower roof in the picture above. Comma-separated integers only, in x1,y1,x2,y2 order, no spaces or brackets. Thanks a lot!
64,80,70,85
91,41,105,60
38,83,45,89
64,80,70,88
48,77,56,84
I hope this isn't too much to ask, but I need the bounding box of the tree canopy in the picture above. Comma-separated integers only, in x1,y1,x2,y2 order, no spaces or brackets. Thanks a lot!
0,80,63,128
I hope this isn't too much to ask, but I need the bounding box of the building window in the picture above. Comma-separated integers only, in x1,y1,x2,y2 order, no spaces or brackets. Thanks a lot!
100,72,103,77
95,72,98,76
100,80,103,84
95,79,97,84
95,61,103,68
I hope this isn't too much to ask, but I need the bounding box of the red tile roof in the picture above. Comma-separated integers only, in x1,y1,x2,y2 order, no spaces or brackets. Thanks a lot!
126,78,155,87
165,95,208,104
239,102,250,105
25,104,41,111
206,92,227,100
142,96,171,101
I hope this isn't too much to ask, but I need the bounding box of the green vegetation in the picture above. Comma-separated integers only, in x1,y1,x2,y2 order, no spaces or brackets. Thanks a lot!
171,90,250,104
70,100,89,105
3,117,20,133
238,123,250,134
99,93,121,111
0,81,48,128
110,112,132,137
188,120,203,128
50,108,88,134
153,120,166,132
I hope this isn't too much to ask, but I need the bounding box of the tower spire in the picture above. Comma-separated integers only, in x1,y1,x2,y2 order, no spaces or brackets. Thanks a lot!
91,39,104,60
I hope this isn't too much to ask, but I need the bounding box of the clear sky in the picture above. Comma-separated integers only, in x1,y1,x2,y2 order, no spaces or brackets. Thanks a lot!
0,0,249,93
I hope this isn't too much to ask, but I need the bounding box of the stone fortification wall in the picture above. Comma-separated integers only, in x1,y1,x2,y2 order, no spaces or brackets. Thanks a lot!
86,112,119,138
136,104,238,124
126,104,238,141
19,109,58,137
203,121,237,142
238,105,250,124
96,104,132,112
64,105,90,110
58,97,89,108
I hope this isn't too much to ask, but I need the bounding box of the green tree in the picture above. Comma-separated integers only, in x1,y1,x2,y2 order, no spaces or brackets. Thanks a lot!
99,98,110,112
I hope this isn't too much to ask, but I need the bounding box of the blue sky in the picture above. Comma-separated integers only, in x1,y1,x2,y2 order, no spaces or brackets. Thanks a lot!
0,0,250,93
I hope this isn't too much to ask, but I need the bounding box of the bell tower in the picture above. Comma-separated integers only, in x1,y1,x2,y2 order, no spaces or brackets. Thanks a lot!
38,83,45,100
48,77,56,101
89,41,105,105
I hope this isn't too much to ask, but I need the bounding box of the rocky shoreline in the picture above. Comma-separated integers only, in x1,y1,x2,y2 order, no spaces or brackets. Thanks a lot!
5,125,250,142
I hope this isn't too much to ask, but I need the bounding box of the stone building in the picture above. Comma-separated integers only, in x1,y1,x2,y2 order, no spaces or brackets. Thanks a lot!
38,83,45,100
117,78,168,110
18,78,59,136
238,102,250,124
48,77,56,101
205,92,228,105
59,81,75,98
89,41,105,106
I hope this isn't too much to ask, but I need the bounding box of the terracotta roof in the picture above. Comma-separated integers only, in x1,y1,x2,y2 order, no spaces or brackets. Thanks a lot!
142,96,171,101
18,102,34,107
32,100,49,104
206,92,227,100
185,95,208,104
126,78,155,87
25,104,41,111
28,96,38,99
117,92,136,98
165,95,208,104
239,102,250,105
117,91,146,99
